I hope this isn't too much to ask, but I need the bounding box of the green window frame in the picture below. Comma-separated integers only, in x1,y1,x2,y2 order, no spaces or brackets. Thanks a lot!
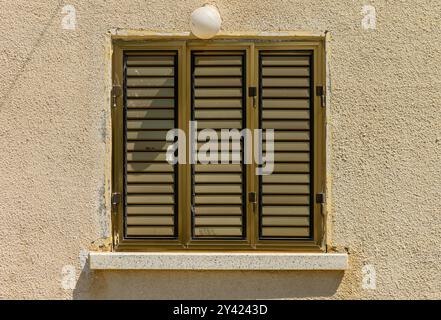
111,39,326,251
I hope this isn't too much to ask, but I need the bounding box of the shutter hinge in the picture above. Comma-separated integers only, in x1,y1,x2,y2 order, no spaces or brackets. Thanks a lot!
248,86,257,108
316,192,326,204
249,192,257,213
111,85,122,108
249,192,257,203
111,192,121,206
316,86,326,108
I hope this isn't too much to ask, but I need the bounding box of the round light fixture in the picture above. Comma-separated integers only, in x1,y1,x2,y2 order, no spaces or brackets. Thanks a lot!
190,4,222,39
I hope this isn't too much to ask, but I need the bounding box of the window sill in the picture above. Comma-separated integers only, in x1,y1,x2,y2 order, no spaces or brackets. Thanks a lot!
89,252,348,271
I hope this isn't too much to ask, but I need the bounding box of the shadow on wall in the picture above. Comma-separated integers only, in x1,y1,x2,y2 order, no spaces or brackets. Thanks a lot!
73,265,344,299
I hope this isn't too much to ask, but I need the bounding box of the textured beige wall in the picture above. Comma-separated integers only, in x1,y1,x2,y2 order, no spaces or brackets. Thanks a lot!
0,0,440,299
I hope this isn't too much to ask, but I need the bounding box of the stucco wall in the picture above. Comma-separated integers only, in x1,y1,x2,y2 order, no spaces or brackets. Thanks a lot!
0,0,440,299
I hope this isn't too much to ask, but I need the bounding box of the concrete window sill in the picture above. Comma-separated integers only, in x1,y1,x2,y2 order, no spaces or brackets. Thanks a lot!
89,252,348,271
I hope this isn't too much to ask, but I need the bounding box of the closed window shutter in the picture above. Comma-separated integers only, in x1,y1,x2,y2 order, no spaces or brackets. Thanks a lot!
124,52,178,238
259,51,313,239
191,52,246,239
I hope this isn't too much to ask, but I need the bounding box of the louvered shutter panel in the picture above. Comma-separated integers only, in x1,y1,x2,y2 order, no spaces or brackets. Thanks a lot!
124,52,178,238
259,52,313,239
191,52,246,239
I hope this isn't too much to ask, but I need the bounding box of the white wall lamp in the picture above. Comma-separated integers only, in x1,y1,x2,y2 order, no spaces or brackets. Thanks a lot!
190,4,222,39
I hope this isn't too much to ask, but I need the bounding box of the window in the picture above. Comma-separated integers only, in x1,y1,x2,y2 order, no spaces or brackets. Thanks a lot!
112,40,325,251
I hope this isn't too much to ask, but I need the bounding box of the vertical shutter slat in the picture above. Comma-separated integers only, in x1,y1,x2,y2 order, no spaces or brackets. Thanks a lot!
259,52,313,239
191,51,246,239
124,52,178,238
